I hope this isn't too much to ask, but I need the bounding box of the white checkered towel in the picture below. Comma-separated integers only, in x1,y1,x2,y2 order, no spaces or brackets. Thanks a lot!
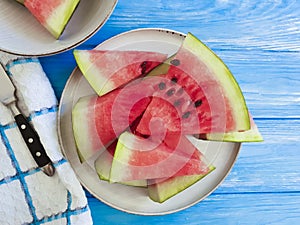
0,51,93,225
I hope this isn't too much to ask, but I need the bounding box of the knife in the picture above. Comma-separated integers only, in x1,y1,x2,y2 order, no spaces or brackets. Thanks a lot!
0,64,55,176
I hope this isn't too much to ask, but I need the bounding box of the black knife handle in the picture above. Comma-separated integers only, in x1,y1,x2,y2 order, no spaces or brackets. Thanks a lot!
14,114,55,176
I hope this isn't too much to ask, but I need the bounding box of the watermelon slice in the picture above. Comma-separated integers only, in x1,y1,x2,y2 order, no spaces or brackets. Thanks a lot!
110,132,210,183
24,0,80,39
136,33,250,136
148,166,215,203
72,81,153,162
203,116,263,142
73,50,167,96
94,141,147,187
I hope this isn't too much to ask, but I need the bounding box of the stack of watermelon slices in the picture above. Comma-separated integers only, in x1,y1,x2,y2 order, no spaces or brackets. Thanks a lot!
17,0,80,39
72,33,263,203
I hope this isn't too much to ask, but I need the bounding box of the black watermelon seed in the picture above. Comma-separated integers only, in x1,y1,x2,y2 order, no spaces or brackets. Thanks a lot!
171,77,178,83
166,88,175,96
140,61,147,68
170,59,180,66
158,82,166,90
140,61,148,74
173,99,181,107
182,111,191,119
194,99,203,107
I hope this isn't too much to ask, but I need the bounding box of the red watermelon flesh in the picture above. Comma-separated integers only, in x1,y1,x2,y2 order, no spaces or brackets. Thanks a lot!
150,135,210,184
110,132,210,182
73,50,167,96
94,89,152,158
162,132,200,160
168,65,235,132
72,81,153,162
136,65,237,135
24,0,80,39
135,112,198,160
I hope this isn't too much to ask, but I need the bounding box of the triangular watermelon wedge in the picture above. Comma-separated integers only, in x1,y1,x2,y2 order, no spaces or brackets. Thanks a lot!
136,33,250,136
73,50,167,96
110,132,211,183
24,0,80,39
177,33,250,131
148,166,215,203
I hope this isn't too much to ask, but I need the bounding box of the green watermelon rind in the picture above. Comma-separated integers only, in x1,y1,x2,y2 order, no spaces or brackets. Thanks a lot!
72,95,101,163
183,33,250,131
73,50,116,96
146,54,175,77
94,151,113,181
26,0,81,39
94,150,147,187
73,50,168,96
205,122,263,142
109,133,136,183
72,96,90,162
50,0,81,39
148,165,215,203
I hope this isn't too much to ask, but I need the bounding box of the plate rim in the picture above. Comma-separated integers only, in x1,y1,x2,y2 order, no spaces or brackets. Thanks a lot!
57,27,241,215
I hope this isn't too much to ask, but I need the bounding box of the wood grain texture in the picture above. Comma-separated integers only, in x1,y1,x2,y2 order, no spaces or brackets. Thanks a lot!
39,0,300,224
87,192,300,225
216,119,300,194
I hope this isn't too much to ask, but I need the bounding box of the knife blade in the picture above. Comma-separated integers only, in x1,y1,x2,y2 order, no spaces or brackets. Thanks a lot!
0,64,55,176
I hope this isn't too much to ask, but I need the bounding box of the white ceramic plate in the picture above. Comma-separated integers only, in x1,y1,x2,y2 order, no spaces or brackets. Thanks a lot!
0,0,117,56
58,28,241,215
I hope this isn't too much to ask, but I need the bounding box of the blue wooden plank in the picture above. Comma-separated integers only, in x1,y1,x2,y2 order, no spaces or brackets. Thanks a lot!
87,192,300,225
84,0,300,50
216,118,300,193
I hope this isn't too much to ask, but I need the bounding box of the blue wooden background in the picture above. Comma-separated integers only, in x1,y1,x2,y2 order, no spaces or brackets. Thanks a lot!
40,0,300,224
